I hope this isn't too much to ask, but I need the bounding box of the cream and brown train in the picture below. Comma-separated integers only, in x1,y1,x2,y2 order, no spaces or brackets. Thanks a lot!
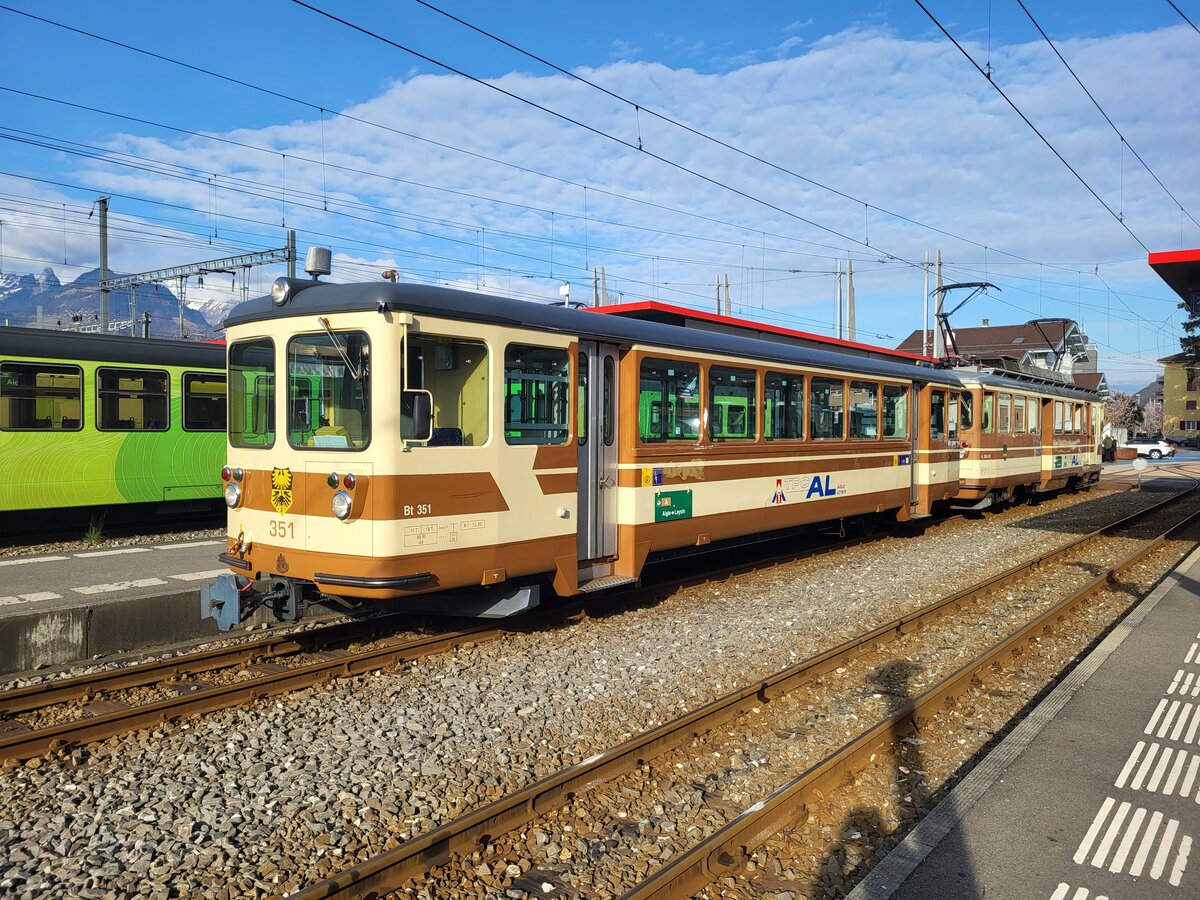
202,277,1102,629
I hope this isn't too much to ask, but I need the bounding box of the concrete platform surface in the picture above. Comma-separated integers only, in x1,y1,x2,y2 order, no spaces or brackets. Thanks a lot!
849,546,1200,900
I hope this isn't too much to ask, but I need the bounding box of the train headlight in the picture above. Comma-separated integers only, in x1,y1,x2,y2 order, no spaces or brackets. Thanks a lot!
271,277,292,306
331,490,352,520
224,482,242,509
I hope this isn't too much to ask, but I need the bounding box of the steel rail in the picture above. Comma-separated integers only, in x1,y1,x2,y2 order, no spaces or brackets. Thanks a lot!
288,480,1198,899
0,487,964,739
620,508,1200,899
0,499,926,757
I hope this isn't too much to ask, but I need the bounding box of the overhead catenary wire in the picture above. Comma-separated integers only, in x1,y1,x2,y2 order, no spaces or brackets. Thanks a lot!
913,0,1150,253
1016,0,1199,232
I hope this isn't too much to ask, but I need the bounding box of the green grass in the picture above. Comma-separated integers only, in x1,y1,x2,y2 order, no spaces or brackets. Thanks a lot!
83,513,107,546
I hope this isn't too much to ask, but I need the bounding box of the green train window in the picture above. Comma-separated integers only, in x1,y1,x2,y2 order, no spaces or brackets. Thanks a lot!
930,390,946,440
958,392,972,432
809,377,845,440
883,385,908,439
639,358,699,442
764,372,803,440
982,393,995,434
97,367,169,432
504,345,569,445
0,362,82,431
405,334,488,447
287,331,371,450
229,338,275,449
849,381,878,439
183,372,226,432
708,366,756,441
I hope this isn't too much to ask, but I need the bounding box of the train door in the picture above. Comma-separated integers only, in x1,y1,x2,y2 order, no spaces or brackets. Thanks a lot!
577,342,619,561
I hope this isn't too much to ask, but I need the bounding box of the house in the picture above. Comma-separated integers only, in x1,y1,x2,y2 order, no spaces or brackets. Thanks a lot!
896,318,1107,396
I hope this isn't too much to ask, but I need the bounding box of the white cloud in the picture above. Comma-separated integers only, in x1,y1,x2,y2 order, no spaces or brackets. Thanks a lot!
3,22,1196,388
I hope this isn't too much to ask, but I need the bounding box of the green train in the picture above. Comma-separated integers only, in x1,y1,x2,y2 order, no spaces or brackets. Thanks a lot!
0,326,226,522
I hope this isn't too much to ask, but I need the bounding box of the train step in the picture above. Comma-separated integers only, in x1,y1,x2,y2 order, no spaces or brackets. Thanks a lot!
579,575,639,594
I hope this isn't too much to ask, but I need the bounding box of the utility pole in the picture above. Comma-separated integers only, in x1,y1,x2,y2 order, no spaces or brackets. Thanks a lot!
723,273,731,317
129,286,137,337
847,258,856,343
177,276,186,339
98,196,109,335
599,267,607,307
922,251,930,357
715,275,722,314
835,259,843,340
287,230,296,278
932,249,945,358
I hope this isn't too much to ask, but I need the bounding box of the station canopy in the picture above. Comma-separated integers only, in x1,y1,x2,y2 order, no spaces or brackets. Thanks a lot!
1149,248,1200,307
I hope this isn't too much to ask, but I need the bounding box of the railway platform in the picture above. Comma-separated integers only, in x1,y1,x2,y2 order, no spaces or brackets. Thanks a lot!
849,542,1200,900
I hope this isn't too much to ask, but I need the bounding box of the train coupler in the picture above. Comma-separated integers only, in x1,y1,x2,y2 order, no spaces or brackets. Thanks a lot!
201,574,261,631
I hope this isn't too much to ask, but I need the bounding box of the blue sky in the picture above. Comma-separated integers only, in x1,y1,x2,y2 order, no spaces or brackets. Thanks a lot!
1,1,1198,390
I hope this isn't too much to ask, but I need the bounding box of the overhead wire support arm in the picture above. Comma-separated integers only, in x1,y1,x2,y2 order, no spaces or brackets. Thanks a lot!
931,281,1000,359
101,243,295,293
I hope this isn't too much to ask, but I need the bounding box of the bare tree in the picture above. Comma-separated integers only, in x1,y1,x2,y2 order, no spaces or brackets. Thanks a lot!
1142,399,1163,436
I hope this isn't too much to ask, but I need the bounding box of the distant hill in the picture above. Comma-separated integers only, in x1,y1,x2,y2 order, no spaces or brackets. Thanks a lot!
0,267,220,339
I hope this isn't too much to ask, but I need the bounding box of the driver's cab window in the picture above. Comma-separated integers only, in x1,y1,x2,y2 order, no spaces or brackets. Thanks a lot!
404,334,489,446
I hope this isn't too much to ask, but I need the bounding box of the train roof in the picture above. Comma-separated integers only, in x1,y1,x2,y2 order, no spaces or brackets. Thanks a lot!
0,326,224,369
952,365,1101,403
224,280,964,387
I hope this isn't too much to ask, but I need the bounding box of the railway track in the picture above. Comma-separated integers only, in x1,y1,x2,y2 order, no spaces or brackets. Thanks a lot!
0,477,1136,764
285,478,1200,898
0,491,975,761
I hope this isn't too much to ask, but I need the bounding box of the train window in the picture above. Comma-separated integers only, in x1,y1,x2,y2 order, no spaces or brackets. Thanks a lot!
639,358,700,442
229,339,275,448
1027,397,1039,434
405,334,488,447
959,392,973,431
504,345,569,445
287,331,370,450
603,356,615,447
708,366,757,441
0,362,82,431
764,372,803,440
577,353,588,447
810,377,845,440
1073,404,1084,433
1054,400,1064,434
849,381,878,439
883,385,908,439
930,390,945,440
982,393,994,434
1012,395,1026,433
997,393,1011,433
183,372,227,432
97,367,169,432
948,392,959,439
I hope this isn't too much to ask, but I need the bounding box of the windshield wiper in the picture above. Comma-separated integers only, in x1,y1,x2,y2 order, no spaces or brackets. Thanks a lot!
317,317,363,381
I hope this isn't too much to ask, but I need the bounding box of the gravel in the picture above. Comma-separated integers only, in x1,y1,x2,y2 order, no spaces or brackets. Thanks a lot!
0,486,1179,897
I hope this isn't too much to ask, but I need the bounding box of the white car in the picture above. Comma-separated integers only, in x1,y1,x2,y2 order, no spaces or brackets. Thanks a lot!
1120,437,1176,460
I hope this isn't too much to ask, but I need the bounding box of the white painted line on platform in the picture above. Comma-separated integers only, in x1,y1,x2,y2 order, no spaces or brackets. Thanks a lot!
1151,818,1178,879
1147,698,1170,735
1130,810,1164,876
1109,807,1146,873
0,555,68,567
1075,797,1115,864
0,592,63,607
168,569,228,582
1116,741,1146,788
1174,706,1197,742
1171,670,1184,693
1163,751,1188,796
1188,642,1199,665
154,540,224,550
1090,800,1130,867
1148,747,1175,791
1049,884,1069,900
74,547,154,558
1173,836,1193,886
1182,756,1200,799
1187,708,1200,746
1133,743,1161,790
72,578,168,595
